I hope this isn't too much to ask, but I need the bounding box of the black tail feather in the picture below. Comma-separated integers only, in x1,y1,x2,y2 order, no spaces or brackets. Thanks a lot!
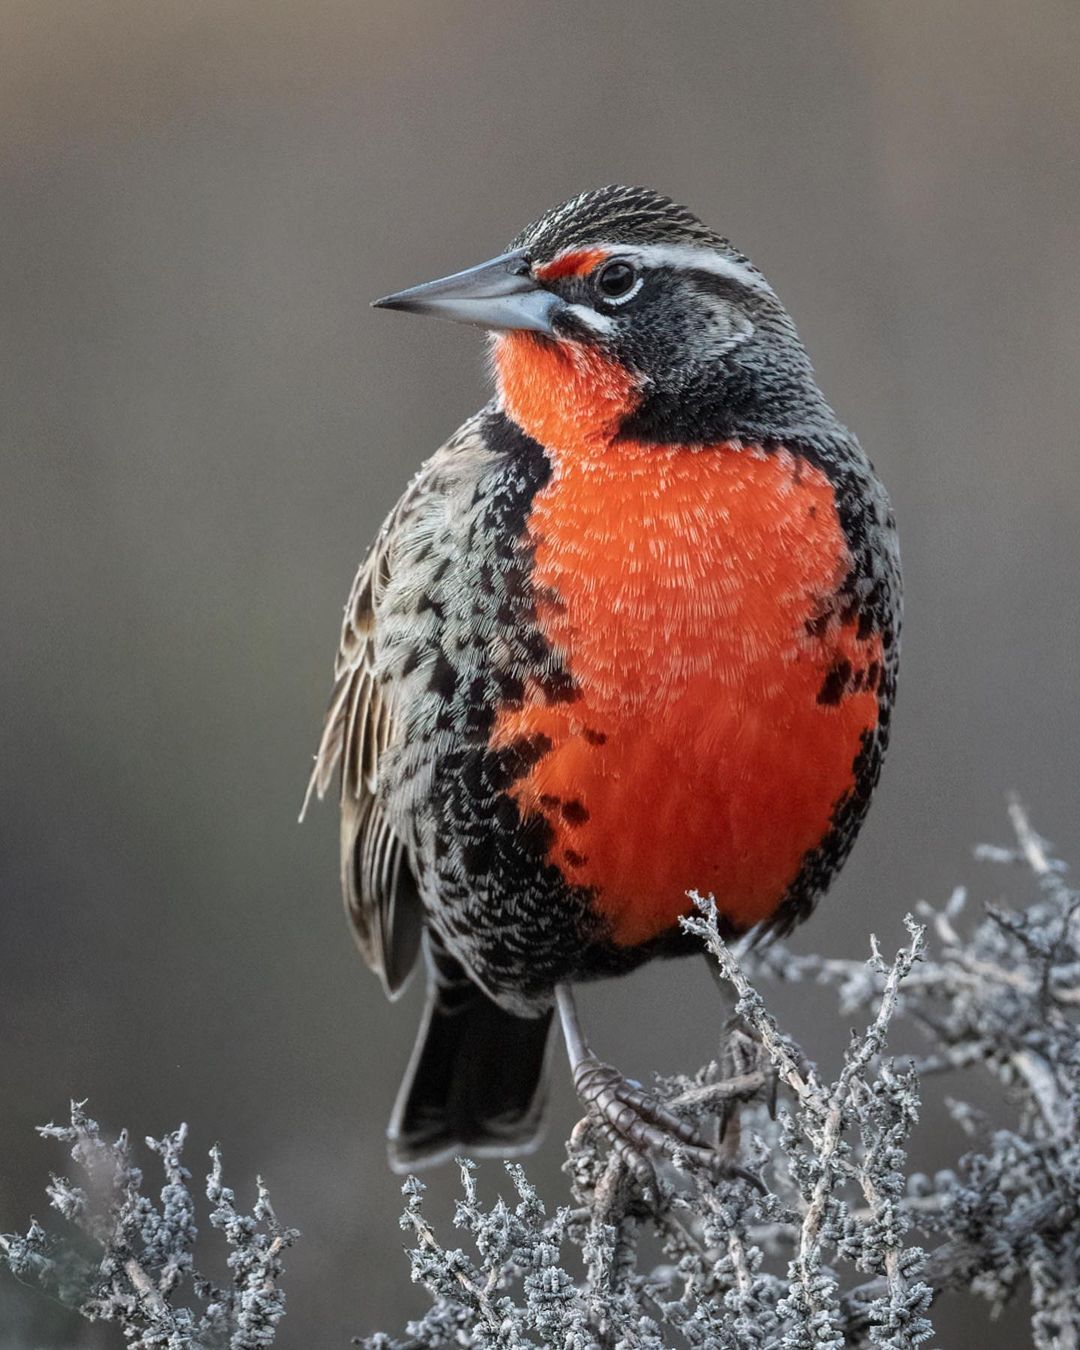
387,941,554,1171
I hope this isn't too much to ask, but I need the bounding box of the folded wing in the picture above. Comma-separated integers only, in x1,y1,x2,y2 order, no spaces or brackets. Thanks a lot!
303,495,424,999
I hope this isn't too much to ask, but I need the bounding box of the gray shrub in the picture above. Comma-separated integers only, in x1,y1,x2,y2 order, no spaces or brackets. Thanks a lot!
4,800,1078,1347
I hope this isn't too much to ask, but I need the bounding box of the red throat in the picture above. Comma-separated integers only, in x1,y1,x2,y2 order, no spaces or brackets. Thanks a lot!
494,332,641,450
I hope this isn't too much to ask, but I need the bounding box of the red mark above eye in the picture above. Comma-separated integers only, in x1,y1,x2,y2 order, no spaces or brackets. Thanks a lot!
534,249,610,281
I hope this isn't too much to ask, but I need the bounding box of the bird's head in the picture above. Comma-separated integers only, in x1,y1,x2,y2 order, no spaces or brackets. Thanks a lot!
373,185,828,449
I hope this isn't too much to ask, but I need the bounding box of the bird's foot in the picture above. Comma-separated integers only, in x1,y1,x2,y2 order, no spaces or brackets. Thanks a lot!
572,1054,763,1194
716,1016,779,1139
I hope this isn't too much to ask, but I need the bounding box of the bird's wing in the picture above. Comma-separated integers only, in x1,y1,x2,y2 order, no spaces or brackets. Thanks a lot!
302,479,429,1000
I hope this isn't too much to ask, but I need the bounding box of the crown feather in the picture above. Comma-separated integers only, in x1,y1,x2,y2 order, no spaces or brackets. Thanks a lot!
510,185,756,275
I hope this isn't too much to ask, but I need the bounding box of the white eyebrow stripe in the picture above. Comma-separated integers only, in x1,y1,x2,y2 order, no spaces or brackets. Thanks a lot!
599,243,775,296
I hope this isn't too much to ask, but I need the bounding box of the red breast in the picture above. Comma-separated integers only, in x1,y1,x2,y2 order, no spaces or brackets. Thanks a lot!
490,332,883,946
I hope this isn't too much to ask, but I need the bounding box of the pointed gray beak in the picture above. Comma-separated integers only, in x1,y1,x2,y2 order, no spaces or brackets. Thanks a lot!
372,249,559,335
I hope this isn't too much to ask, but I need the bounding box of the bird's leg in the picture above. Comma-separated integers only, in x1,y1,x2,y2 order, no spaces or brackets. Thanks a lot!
713,1013,778,1152
703,955,779,1138
555,984,759,1191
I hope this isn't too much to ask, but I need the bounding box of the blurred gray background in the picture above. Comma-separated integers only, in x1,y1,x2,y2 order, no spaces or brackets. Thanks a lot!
2,1,1078,1344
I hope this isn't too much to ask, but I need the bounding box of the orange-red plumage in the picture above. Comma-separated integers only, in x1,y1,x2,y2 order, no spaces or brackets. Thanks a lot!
492,332,883,945
534,248,610,281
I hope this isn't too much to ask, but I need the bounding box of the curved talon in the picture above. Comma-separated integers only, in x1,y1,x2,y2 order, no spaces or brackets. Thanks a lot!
576,1059,715,1151
610,1135,658,1193
764,1064,779,1118
573,1054,767,1191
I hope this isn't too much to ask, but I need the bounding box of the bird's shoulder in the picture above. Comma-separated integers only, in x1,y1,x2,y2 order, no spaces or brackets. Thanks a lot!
305,407,503,798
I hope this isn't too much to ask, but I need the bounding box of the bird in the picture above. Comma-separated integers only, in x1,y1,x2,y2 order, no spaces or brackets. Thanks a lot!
304,185,901,1176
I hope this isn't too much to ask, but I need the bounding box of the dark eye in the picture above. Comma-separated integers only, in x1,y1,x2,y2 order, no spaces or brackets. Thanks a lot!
595,260,638,300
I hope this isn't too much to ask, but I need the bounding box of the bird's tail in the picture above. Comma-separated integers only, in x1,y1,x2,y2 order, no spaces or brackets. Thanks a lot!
387,938,555,1172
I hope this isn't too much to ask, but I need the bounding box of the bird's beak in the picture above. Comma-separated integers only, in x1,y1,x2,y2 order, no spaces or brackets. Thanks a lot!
372,249,559,335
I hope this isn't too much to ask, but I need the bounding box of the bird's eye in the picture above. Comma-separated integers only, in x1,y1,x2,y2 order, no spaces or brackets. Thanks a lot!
595,260,638,300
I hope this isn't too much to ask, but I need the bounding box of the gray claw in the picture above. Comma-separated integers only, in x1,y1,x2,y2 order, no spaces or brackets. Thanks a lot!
765,1065,779,1118
573,1055,765,1192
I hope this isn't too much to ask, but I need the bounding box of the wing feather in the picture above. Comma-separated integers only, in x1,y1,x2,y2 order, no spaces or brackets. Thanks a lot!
303,496,424,999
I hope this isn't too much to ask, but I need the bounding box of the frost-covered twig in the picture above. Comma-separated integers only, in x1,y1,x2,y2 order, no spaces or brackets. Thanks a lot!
1,1105,297,1349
